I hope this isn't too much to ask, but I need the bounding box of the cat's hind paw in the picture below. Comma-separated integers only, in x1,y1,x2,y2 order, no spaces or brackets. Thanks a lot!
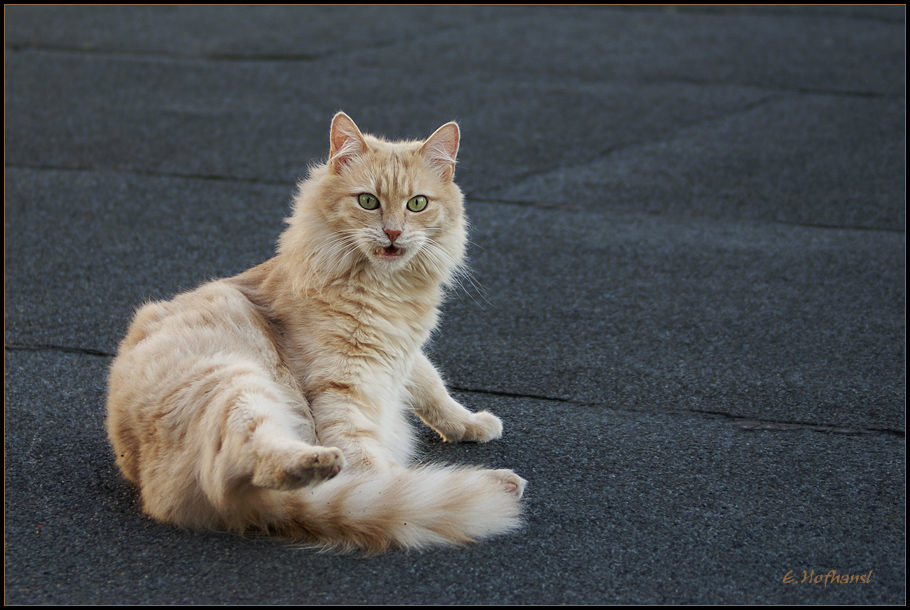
488,468,527,498
252,446,345,491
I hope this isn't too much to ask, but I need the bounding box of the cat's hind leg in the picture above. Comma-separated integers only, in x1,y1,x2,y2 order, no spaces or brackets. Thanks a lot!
406,353,503,443
143,356,346,521
245,415,345,491
203,367,347,494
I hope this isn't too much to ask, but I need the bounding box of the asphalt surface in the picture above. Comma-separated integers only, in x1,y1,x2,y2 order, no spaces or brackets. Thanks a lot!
4,5,904,604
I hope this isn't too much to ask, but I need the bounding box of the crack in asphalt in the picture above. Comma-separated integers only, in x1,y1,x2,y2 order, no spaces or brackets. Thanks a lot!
445,384,905,437
6,347,902,438
5,343,114,358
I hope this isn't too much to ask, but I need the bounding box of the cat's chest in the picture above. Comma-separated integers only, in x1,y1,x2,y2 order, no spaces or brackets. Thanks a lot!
287,287,438,381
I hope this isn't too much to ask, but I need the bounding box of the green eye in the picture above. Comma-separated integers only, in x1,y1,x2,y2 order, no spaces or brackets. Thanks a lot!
358,193,380,210
407,195,428,213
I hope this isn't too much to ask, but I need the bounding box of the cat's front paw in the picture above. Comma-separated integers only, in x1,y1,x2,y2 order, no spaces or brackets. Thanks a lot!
460,411,503,443
252,446,345,491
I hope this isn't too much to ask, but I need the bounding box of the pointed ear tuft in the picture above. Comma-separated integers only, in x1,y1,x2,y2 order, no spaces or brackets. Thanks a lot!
329,112,368,173
420,122,460,182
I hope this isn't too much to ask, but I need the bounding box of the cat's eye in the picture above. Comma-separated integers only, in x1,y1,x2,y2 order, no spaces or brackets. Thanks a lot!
407,195,428,213
358,193,380,210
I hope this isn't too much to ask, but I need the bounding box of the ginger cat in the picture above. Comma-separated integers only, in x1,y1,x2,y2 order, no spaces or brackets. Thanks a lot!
106,113,526,552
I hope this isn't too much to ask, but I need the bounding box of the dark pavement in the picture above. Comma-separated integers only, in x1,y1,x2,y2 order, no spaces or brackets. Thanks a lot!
5,6,904,604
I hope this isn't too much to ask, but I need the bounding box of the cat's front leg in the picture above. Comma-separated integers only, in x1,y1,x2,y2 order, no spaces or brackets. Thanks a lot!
308,388,404,472
407,353,503,443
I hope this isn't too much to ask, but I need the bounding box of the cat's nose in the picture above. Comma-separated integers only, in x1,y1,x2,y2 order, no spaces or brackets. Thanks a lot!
384,229,402,244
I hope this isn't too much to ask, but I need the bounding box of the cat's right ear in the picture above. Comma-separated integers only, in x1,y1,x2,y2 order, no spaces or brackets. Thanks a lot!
329,112,368,173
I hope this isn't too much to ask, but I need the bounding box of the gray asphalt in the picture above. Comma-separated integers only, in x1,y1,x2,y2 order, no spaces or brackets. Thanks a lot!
4,5,904,604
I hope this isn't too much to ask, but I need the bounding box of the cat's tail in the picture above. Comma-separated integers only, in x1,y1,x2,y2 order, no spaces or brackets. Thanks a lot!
258,466,526,553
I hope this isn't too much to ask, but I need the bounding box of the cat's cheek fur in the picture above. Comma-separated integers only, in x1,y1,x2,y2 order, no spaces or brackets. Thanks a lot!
105,112,525,553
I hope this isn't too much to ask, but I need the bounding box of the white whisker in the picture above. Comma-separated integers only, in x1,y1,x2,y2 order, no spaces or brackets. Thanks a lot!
419,236,489,309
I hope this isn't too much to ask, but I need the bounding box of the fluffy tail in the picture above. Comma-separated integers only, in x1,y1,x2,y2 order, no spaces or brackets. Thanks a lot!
258,466,526,553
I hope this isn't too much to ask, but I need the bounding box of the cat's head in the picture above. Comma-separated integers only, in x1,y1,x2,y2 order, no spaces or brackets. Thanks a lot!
284,113,467,288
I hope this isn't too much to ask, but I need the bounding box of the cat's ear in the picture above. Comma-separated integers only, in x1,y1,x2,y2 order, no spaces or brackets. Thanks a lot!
420,122,460,182
329,112,368,173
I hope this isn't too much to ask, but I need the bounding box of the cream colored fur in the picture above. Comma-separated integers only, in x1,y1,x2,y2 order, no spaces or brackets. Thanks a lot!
106,113,525,552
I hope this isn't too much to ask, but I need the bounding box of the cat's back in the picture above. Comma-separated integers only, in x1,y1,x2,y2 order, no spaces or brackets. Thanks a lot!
114,261,279,368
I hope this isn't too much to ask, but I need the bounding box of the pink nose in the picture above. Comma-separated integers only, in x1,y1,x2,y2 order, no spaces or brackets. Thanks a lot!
385,229,401,243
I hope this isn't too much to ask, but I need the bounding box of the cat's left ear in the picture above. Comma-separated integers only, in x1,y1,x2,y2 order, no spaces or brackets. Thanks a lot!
420,122,460,182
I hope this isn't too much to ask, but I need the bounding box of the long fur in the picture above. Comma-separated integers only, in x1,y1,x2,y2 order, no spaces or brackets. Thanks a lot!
106,113,525,552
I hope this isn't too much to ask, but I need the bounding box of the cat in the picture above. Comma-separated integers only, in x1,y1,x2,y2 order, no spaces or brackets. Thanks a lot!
106,112,526,552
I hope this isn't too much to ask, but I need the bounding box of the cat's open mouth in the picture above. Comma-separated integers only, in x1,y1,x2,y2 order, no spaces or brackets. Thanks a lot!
376,246,403,259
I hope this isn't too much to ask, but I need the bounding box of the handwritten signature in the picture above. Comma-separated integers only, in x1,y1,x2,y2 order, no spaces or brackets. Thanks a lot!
783,570,873,586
